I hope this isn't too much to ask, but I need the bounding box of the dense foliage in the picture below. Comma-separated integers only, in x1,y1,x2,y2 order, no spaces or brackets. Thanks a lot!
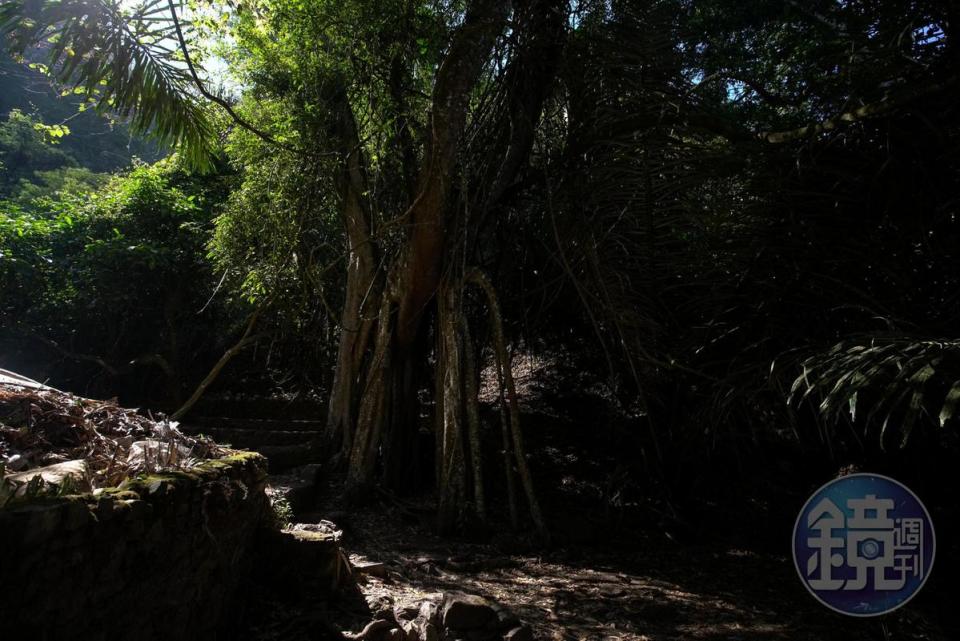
0,159,235,402
1,0,959,525
0,52,160,175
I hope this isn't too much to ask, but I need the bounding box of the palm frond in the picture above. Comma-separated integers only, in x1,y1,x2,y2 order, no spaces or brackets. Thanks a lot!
0,0,214,169
790,337,960,449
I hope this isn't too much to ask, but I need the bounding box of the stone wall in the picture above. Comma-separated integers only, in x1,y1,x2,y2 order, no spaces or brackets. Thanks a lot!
0,451,270,641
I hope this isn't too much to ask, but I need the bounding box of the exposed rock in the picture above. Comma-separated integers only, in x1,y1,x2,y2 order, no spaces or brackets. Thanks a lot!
377,595,520,641
395,600,441,641
419,601,439,623
292,520,343,540
422,622,441,641
442,593,497,631
366,594,396,617
394,603,422,622
352,556,388,578
397,619,426,641
344,618,395,641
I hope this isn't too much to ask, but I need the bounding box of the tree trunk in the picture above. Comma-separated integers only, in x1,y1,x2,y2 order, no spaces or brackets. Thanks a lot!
462,316,486,521
326,92,381,460
345,292,394,491
172,307,264,421
468,270,547,539
324,0,563,537
436,281,467,532
332,0,510,497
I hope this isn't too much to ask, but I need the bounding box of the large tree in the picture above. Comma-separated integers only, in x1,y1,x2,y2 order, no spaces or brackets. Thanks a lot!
1,0,566,532
7,0,958,532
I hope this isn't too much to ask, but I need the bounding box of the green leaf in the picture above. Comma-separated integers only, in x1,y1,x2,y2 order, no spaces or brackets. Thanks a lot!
900,390,924,449
939,380,960,428
1,0,215,170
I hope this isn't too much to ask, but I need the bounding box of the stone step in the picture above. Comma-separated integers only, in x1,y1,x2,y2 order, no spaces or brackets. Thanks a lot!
187,427,316,448
181,417,324,473
188,397,325,421
252,527,354,599
187,417,326,432
258,443,324,473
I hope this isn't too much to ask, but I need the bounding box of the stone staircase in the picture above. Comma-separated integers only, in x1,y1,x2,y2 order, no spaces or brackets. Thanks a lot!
180,398,326,472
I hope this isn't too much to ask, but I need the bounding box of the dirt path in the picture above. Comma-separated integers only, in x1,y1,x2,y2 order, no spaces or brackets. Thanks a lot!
296,497,948,641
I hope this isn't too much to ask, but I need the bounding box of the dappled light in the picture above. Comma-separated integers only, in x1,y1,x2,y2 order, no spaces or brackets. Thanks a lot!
1,0,958,639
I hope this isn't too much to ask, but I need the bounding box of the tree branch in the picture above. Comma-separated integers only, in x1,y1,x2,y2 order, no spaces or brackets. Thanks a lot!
760,76,959,143
484,0,566,210
171,306,266,421
166,0,316,157
395,0,511,347
31,334,119,376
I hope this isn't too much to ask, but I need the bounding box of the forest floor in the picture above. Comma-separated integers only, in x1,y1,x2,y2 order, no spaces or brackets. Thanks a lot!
247,475,951,641
346,509,943,641
244,357,954,641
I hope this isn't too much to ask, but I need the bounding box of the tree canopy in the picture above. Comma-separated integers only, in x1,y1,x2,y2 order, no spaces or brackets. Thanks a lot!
2,0,959,535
